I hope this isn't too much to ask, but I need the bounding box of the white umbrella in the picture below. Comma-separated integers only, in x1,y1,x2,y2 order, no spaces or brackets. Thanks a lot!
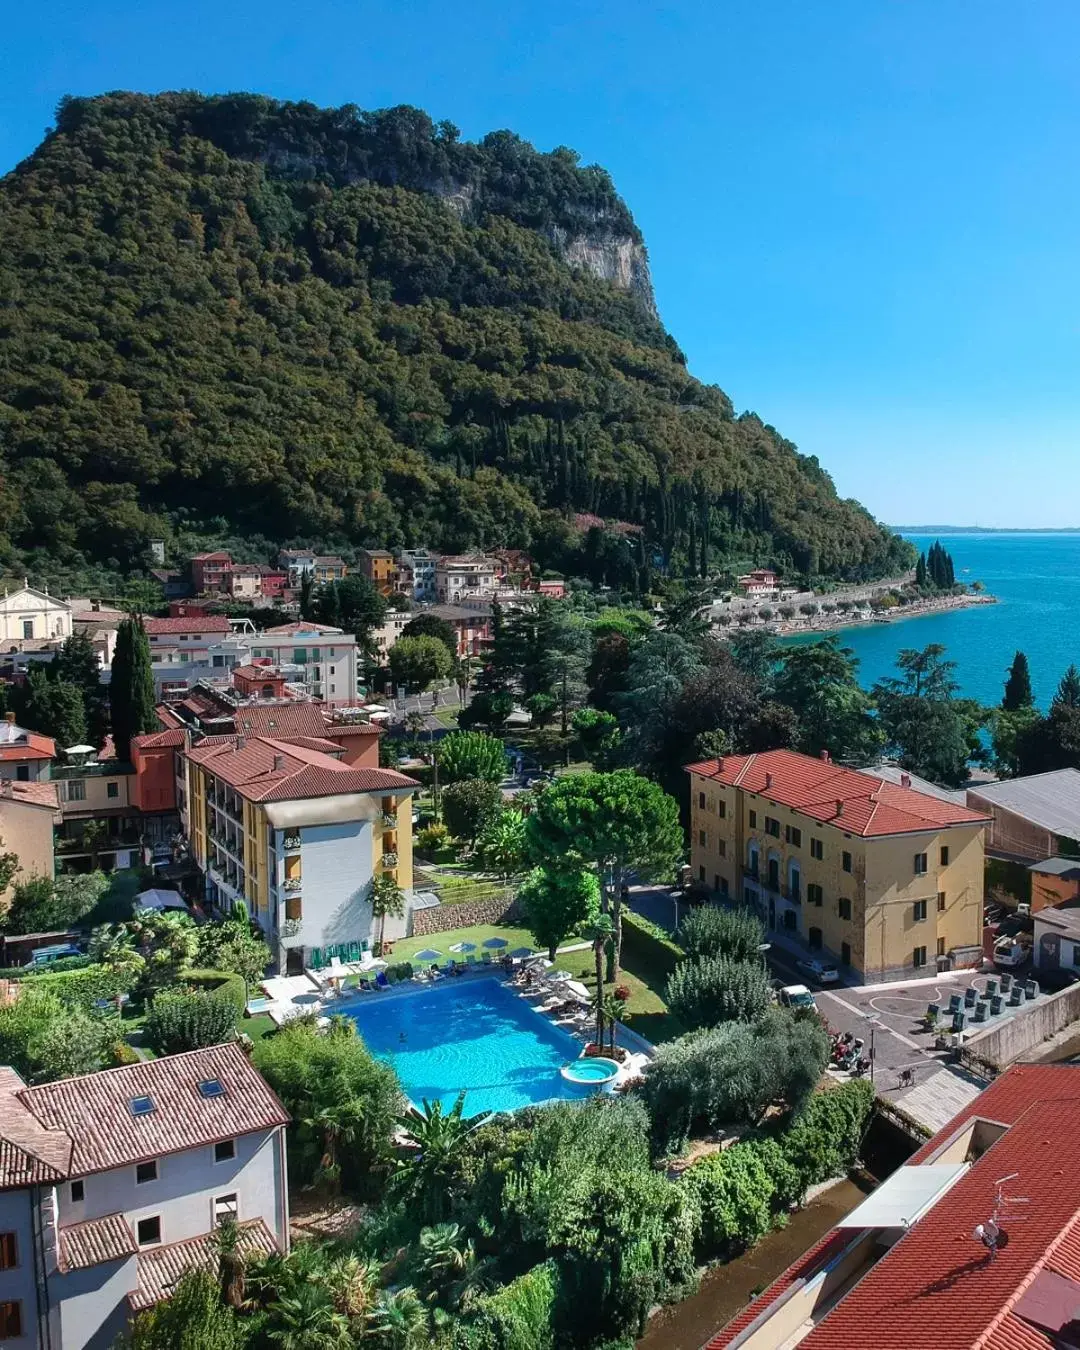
566,980,591,1002
64,744,96,755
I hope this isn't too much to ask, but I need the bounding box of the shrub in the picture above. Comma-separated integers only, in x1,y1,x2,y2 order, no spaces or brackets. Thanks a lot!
681,1143,776,1259
184,969,248,1012
438,731,506,785
417,822,450,853
20,962,137,1010
677,906,765,962
144,989,239,1056
618,908,684,980
0,957,93,978
782,1079,874,1190
109,1040,142,1067
3,870,109,936
443,779,503,841
460,1260,558,1350
665,954,772,1030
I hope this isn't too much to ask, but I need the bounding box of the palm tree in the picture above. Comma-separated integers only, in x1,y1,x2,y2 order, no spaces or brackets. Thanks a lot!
364,1287,427,1348
266,1283,352,1350
415,1223,490,1311
591,990,622,1056
370,873,405,953
211,1216,246,1309
394,1095,490,1224
584,914,615,1042
302,1099,368,1195
323,1254,381,1322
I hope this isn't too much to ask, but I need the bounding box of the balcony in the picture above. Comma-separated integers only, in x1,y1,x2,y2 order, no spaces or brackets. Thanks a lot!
283,834,301,851
283,876,302,894
381,813,397,829
381,851,399,869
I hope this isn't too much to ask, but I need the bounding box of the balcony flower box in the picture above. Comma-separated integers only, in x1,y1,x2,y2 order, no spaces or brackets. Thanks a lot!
382,813,397,829
283,877,302,894
381,852,399,869
283,835,301,851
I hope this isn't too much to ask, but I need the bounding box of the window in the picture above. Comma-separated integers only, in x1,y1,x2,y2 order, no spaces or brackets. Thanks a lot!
913,946,927,969
15,765,28,782
311,648,321,662
808,927,823,950
913,900,927,922
214,1140,235,1163
0,1301,21,1338
698,830,707,848
214,1194,239,1222
718,839,727,858
294,648,308,664
66,780,86,802
106,781,119,799
841,941,851,966
785,826,802,847
807,883,823,906
914,853,928,875
749,810,757,828
330,665,336,676
810,838,823,860
0,1234,17,1270
698,865,706,882
199,1078,226,1100
765,816,780,837
938,892,947,912
70,1180,84,1204
838,898,852,921
137,1217,161,1247
698,792,706,810
718,800,726,819
937,937,947,957
719,877,729,897
136,1160,158,1184
285,895,302,921
842,851,852,873
129,1095,154,1117
940,846,950,866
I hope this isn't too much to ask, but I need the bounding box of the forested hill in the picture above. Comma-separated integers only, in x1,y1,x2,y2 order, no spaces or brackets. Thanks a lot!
0,91,912,586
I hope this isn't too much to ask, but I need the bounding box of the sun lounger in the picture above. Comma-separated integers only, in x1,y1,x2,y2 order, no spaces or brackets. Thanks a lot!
482,951,493,965
465,954,477,967
375,971,389,989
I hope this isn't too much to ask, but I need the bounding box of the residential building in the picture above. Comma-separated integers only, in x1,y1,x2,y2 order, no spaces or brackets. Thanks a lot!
256,567,288,600
182,733,418,970
53,756,140,872
275,551,346,586
0,1043,288,1350
358,549,399,596
686,748,989,983
223,564,263,600
250,624,359,704
0,780,61,904
189,552,232,595
148,568,191,601
434,555,498,603
967,769,1080,862
0,717,56,782
70,601,127,669
736,567,779,597
705,1063,1080,1350
143,614,232,662
534,578,567,598
372,610,412,660
425,605,494,658
0,584,73,645
396,548,437,601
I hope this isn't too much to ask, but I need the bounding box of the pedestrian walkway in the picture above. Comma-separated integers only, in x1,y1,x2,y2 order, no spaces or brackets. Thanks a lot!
893,1065,987,1134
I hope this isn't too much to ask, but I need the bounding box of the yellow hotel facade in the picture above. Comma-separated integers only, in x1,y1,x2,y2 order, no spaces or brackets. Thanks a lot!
686,748,989,984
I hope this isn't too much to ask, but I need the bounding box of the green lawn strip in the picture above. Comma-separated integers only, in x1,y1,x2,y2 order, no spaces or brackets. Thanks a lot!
388,921,538,965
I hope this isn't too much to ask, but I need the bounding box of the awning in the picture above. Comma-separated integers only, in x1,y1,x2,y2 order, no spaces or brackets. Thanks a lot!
835,1162,969,1229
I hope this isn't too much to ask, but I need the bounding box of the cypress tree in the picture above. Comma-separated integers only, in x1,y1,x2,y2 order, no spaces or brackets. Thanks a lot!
1003,651,1034,711
1055,664,1080,711
915,552,927,588
110,616,157,762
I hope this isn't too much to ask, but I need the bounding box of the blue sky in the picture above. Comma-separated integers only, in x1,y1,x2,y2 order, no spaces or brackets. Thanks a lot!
4,1,1080,527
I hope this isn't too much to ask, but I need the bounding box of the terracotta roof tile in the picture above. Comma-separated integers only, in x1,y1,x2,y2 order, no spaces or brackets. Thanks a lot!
132,729,187,750
185,734,417,803
143,616,230,636
129,1219,277,1310
21,1044,288,1177
0,1066,71,1188
0,780,61,810
686,749,991,838
324,722,381,737
233,704,328,739
60,1213,138,1271
0,726,56,761
261,621,343,635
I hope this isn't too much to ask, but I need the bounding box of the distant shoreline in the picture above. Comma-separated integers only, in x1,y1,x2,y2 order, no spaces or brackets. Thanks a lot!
891,525,1080,535
772,591,998,639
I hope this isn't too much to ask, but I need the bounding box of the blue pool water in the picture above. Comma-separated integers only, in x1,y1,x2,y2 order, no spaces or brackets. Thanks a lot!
344,977,586,1117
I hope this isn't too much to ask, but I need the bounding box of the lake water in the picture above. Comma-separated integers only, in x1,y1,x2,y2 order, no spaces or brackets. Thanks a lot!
796,532,1080,708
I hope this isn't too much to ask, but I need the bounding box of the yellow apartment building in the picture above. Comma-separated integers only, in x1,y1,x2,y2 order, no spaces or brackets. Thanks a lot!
0,780,61,905
686,748,990,983
182,733,419,973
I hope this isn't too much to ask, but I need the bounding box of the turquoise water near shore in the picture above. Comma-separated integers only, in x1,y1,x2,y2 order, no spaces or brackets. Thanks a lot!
794,532,1080,708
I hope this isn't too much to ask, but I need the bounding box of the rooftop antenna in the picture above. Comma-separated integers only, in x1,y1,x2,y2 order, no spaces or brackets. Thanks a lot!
973,1172,1029,1259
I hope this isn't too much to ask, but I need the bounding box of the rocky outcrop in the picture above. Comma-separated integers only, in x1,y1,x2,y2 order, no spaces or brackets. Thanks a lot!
550,226,655,315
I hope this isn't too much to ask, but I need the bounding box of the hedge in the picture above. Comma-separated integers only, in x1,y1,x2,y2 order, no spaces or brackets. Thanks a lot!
18,964,132,1009
621,909,684,979
184,969,247,1012
0,956,93,979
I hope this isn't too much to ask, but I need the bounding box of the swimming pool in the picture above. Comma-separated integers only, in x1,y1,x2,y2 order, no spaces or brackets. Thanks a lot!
343,977,589,1117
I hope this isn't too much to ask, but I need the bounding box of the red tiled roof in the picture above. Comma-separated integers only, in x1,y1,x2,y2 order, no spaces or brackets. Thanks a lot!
190,551,231,562
153,704,187,730
261,621,343,635
20,1044,289,1178
143,616,230,636
0,1067,71,1188
0,780,61,810
132,728,186,750
325,722,381,736
707,1066,1080,1350
0,729,56,761
185,734,417,803
129,1219,277,1310
60,1213,138,1271
686,749,991,838
233,703,328,739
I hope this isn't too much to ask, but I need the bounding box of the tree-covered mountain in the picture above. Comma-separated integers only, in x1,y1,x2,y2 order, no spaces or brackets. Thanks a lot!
0,92,912,587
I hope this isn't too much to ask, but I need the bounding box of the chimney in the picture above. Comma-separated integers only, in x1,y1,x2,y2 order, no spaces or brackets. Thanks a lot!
235,734,246,750
900,773,911,789
765,772,773,790
716,756,724,773
820,749,831,763
4,712,14,725
273,754,285,771
835,799,844,817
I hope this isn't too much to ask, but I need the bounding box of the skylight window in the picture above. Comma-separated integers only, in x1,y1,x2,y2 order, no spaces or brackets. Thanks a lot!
129,1095,155,1117
198,1079,225,1100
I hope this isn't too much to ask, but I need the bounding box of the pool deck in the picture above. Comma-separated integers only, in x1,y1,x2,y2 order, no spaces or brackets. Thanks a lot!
258,961,654,1086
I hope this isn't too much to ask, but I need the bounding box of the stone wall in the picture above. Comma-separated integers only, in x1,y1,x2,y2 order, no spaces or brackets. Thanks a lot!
960,980,1080,1072
410,893,521,937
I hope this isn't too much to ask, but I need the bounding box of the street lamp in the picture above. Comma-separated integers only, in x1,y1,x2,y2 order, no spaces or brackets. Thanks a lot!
864,1012,876,1084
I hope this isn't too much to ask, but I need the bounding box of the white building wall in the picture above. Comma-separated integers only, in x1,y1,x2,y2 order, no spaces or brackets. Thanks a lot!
295,820,375,950
0,1189,39,1348
56,1256,137,1350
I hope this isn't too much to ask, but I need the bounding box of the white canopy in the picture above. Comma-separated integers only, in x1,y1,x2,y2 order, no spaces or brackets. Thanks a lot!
135,888,187,913
835,1163,968,1230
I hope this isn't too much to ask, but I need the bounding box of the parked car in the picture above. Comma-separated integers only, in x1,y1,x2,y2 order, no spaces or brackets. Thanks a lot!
797,957,840,985
28,943,82,968
777,983,817,1011
993,936,1030,968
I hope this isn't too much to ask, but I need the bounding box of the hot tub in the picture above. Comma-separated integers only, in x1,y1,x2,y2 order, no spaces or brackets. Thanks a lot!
560,1056,621,1096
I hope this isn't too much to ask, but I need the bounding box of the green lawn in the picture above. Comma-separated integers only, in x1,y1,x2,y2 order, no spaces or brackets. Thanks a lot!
387,921,541,965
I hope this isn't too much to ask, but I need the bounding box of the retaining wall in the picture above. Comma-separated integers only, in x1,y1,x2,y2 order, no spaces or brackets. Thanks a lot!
961,980,1080,1071
410,893,521,936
